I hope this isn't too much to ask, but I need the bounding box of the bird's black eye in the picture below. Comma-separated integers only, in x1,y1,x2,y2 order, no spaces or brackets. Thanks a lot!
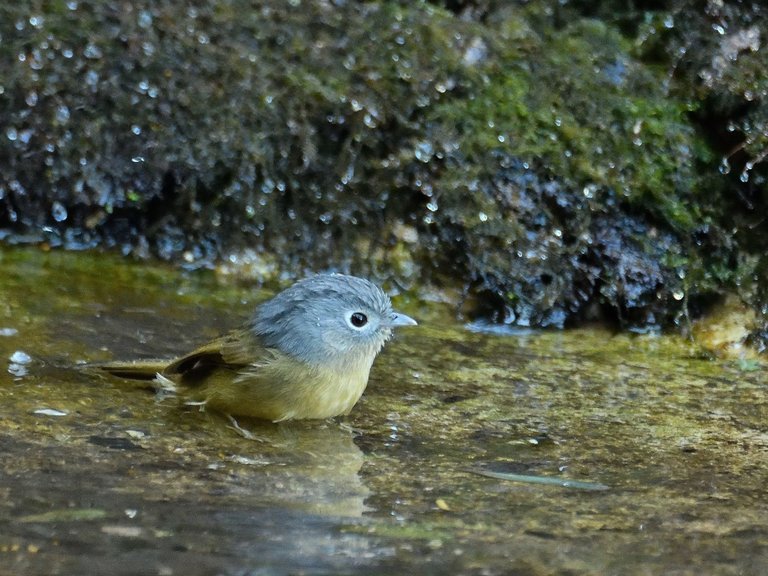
350,312,368,328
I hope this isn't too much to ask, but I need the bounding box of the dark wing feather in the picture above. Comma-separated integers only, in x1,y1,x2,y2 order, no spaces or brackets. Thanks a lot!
98,329,270,386
161,329,271,386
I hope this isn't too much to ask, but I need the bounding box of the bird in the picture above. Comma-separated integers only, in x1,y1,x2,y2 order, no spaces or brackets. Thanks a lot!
98,273,417,422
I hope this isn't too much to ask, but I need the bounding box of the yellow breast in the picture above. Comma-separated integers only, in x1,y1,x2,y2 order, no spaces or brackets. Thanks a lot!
189,351,376,422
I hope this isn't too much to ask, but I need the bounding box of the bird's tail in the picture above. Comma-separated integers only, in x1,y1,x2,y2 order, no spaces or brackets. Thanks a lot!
96,359,170,380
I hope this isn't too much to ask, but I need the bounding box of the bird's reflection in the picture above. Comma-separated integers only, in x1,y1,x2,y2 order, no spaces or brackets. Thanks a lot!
216,419,370,518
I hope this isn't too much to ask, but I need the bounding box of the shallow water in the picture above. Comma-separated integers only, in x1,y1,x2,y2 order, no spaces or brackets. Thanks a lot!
1,247,766,575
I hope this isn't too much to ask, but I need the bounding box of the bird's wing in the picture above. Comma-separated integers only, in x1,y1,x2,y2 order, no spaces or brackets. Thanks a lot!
97,328,277,388
161,328,274,384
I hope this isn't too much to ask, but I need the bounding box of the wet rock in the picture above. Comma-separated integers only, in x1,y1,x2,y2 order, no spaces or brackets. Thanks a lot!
0,1,766,342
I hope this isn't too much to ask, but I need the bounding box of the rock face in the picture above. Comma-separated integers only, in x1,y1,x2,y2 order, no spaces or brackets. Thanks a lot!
1,1,766,339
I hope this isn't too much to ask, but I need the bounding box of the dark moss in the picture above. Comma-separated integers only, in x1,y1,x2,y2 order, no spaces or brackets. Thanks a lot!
0,2,467,268
0,1,766,341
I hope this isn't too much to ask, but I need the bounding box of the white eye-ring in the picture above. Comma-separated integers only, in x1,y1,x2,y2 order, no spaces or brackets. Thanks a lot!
346,311,368,329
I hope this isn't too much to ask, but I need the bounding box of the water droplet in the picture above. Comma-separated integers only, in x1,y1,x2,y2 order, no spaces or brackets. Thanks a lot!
25,91,38,107
29,50,44,71
8,363,27,377
83,43,103,59
739,171,749,183
414,141,433,163
85,70,99,87
138,10,152,28
29,15,45,28
478,212,488,222
51,201,68,222
426,201,438,212
56,105,70,123
341,163,355,185
664,15,674,28
131,156,145,163
131,124,142,135
462,37,487,66
67,1,78,10
718,158,730,174
672,290,684,301
497,134,505,143
6,127,18,141
10,350,31,364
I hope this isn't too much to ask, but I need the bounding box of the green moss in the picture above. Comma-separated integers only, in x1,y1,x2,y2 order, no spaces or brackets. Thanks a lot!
433,17,709,229
409,12,724,327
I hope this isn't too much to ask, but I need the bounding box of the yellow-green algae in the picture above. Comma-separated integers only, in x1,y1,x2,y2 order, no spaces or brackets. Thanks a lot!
1,246,766,575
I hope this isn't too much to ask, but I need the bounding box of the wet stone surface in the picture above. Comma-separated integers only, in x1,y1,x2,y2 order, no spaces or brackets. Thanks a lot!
0,247,766,575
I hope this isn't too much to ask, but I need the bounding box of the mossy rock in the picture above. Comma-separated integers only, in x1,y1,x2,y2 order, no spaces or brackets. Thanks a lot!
0,1,766,340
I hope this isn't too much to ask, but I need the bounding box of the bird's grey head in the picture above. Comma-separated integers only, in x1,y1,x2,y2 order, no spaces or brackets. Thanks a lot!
251,274,416,366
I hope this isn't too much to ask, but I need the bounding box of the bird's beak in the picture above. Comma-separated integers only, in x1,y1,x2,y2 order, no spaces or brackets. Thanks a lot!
389,311,418,327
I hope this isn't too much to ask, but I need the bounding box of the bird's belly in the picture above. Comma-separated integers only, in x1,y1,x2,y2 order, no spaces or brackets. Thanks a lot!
195,363,371,422
274,370,369,421
300,378,367,419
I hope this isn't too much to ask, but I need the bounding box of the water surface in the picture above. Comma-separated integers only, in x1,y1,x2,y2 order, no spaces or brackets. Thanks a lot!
1,247,766,575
